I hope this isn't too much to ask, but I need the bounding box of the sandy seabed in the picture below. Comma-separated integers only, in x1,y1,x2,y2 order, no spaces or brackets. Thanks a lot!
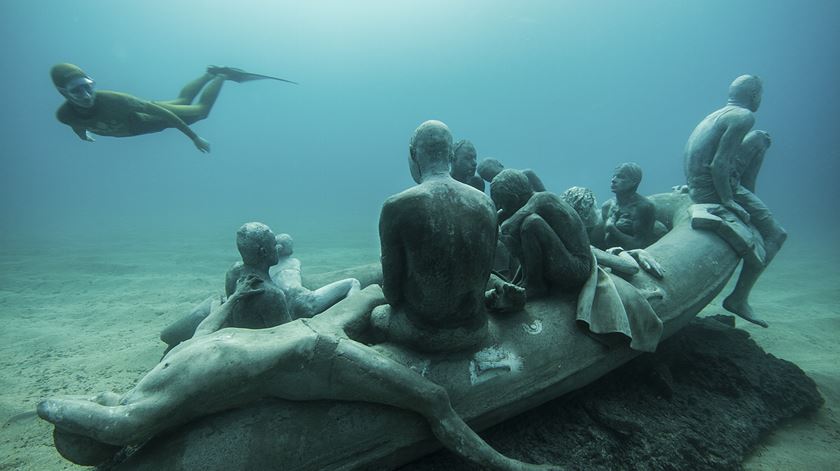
0,233,837,470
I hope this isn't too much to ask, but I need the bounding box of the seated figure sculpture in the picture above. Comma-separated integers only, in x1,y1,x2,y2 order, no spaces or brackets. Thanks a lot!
601,162,661,250
373,120,499,352
159,222,290,350
561,186,663,280
684,75,787,327
477,157,547,192
450,139,486,192
38,285,558,471
491,169,592,298
268,233,361,319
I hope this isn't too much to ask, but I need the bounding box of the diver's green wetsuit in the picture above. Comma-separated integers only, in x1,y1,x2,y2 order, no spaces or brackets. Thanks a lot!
51,63,295,153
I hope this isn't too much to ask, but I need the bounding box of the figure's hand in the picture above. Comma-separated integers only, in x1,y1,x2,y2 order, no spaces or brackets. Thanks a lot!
193,136,211,153
233,274,265,299
485,283,526,314
723,201,750,223
672,184,688,194
625,249,664,279
606,246,624,256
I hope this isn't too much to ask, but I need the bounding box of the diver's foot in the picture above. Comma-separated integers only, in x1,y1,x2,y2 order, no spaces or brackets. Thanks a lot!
206,65,248,82
723,295,768,328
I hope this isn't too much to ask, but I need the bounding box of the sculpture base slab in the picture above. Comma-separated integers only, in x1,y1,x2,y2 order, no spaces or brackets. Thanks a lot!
402,315,823,471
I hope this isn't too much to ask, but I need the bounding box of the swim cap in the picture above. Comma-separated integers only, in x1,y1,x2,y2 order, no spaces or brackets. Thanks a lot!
50,63,88,88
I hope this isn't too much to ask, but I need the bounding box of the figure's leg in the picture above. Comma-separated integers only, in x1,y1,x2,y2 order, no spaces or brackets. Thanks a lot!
723,259,768,328
520,214,590,297
325,338,559,471
739,148,765,193
305,279,361,316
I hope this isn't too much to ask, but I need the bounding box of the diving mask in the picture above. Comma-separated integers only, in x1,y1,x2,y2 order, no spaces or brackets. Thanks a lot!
62,76,96,108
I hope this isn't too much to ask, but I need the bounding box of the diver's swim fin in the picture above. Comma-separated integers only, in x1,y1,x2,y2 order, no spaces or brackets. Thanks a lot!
207,65,298,85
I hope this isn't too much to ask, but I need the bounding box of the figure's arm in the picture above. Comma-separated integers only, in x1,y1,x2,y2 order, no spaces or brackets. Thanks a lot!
72,127,95,142
142,103,210,153
593,247,639,277
711,113,753,220
379,202,405,305
195,275,265,336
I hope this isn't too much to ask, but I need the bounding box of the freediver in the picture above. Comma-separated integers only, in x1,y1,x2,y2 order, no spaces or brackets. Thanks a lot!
51,63,296,153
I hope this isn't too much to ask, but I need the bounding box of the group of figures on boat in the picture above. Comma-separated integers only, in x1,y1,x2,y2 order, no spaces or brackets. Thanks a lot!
38,75,786,470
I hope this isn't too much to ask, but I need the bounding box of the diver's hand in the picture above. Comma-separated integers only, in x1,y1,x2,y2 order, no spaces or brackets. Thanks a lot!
193,136,211,153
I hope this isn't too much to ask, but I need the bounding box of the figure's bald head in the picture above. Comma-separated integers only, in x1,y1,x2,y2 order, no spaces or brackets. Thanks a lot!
409,120,453,164
728,75,763,112
236,222,279,267
477,158,505,182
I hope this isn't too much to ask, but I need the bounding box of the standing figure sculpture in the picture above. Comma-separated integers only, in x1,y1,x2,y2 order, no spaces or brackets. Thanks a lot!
38,286,559,471
601,162,660,250
373,121,499,352
684,75,787,327
450,139,487,192
51,63,295,153
491,169,592,299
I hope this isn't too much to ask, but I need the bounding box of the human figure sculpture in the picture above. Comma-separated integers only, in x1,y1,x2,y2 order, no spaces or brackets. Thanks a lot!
37,285,558,471
684,75,787,327
491,169,592,298
561,186,663,279
450,139,486,192
159,222,290,351
477,158,547,192
268,233,361,319
50,63,295,153
601,162,660,250
373,121,499,352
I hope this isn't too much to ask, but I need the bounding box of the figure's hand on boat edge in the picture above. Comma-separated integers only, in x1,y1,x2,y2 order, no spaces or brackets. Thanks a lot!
625,249,664,279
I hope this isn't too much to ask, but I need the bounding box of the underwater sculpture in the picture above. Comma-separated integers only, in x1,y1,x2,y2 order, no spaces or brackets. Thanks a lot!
268,233,361,320
450,139,486,192
372,121,521,352
37,112,776,470
601,162,667,250
684,74,787,327
38,286,557,471
159,222,291,351
39,188,757,470
50,63,295,153
477,157,547,192
490,169,592,299
161,227,361,351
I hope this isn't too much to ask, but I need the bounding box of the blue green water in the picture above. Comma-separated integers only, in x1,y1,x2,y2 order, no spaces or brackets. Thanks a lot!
1,0,838,243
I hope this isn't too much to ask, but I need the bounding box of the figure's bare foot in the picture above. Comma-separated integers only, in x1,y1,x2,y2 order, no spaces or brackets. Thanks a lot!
723,295,768,328
486,283,526,313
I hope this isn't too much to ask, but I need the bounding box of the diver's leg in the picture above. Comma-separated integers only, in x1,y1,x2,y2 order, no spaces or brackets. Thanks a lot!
158,76,225,125
326,339,559,471
159,72,216,106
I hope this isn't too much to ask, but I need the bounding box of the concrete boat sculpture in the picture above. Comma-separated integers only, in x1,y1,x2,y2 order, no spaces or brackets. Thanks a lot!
41,192,764,470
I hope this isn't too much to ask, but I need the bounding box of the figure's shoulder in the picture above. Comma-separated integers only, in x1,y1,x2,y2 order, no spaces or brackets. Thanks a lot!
97,91,147,107
717,105,754,125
